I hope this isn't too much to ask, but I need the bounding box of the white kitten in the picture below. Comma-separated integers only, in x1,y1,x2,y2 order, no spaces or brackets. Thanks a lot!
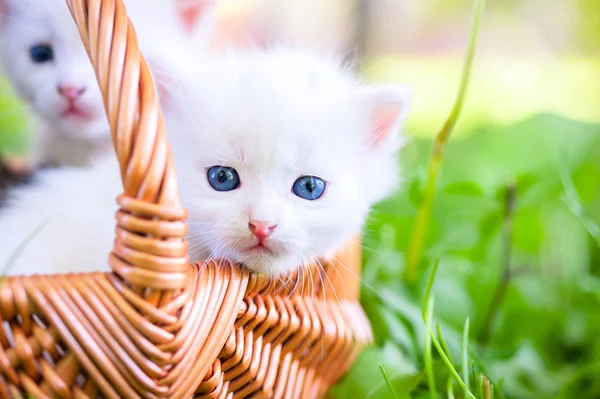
153,48,409,275
0,0,202,167
0,47,409,276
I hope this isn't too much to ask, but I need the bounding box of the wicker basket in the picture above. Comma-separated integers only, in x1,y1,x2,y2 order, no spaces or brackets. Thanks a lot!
0,0,372,397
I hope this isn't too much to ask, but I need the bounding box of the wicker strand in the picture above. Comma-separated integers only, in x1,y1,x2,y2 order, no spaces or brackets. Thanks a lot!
64,0,190,291
0,262,249,398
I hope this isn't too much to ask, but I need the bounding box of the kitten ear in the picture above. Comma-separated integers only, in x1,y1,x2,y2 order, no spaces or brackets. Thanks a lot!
360,85,411,147
146,55,182,111
0,0,17,14
178,0,216,44
0,0,12,23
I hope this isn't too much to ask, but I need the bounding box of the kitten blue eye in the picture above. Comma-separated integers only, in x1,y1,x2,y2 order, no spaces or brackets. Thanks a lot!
292,176,326,201
30,44,54,63
207,166,240,191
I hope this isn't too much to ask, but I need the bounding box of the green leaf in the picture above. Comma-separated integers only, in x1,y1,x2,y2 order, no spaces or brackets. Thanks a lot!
442,181,485,197
408,175,425,208
330,346,421,399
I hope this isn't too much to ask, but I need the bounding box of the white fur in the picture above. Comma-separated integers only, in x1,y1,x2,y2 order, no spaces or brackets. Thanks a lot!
1,47,409,276
0,0,201,167
1,154,120,275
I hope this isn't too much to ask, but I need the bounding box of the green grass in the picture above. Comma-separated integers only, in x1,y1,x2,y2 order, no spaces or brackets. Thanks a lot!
331,113,600,398
0,76,31,156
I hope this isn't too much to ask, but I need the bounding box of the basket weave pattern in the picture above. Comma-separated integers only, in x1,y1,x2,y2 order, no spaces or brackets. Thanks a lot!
0,0,372,397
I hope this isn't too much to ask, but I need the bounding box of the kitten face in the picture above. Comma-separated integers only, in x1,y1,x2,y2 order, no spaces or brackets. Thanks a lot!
0,0,108,141
153,49,409,275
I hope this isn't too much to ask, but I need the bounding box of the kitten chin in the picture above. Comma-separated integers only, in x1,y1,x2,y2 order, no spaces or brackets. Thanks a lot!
224,252,301,276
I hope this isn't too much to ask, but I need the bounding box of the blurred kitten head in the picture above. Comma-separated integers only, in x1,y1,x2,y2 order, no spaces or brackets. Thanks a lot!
0,0,206,158
149,48,410,275
0,0,109,142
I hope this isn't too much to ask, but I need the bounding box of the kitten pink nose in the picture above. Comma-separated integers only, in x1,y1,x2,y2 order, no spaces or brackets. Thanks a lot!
58,85,86,101
249,220,277,242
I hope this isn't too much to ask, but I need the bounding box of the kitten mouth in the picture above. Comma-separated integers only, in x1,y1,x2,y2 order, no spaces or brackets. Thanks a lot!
246,243,274,254
60,105,92,120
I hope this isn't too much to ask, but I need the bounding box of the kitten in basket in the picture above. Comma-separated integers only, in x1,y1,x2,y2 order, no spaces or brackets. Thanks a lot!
1,44,410,276
0,2,410,277
0,0,214,171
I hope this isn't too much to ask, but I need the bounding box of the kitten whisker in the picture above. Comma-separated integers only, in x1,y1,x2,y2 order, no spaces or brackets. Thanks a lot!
328,254,378,297
316,258,341,309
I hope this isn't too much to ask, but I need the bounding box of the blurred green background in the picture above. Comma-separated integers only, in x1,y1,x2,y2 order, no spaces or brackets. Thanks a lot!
341,1,600,398
1,0,599,398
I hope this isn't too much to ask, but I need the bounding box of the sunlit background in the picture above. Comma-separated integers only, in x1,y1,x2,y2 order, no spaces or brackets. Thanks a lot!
208,0,599,133
1,1,599,398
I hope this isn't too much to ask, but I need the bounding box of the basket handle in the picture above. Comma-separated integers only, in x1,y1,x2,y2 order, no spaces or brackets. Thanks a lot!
65,0,190,290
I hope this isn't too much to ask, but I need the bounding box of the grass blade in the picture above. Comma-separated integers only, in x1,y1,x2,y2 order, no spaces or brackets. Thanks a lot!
446,376,455,399
2,218,52,275
421,261,476,398
404,0,487,283
438,323,456,399
379,364,399,399
463,318,471,396
424,298,437,399
558,167,600,247
421,260,440,321
437,322,454,364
